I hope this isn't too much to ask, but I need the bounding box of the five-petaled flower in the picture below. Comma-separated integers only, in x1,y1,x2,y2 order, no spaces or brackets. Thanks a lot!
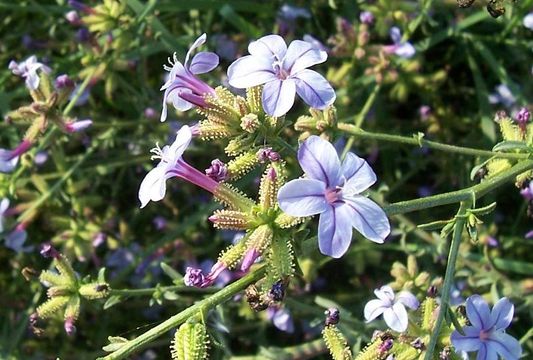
138,125,219,208
363,285,419,332
227,34,336,117
160,33,218,122
277,136,390,258
383,27,416,59
451,295,522,360
9,55,51,90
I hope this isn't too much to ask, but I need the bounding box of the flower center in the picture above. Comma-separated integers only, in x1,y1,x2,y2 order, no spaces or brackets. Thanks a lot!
479,330,491,341
273,61,289,80
324,187,341,204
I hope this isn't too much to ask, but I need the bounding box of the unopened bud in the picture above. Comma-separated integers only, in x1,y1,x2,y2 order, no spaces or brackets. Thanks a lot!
324,307,340,326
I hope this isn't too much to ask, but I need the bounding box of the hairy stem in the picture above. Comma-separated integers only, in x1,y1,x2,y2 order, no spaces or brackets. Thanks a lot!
424,201,470,359
337,123,530,160
98,266,266,360
109,285,216,297
384,159,533,215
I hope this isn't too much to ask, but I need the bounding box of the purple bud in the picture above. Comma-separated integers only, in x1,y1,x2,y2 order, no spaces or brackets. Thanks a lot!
40,243,60,259
486,236,499,248
269,280,285,302
379,339,394,353
92,232,106,247
34,151,49,166
29,312,39,326
515,107,530,124
525,230,533,239
419,105,431,121
64,317,76,336
324,307,340,326
256,147,280,163
152,216,167,230
411,337,425,350
205,159,228,182
241,248,260,272
360,11,374,25
66,119,92,133
75,27,90,43
68,0,95,14
427,285,438,298
55,74,75,89
184,267,205,287
144,107,157,119
65,10,81,25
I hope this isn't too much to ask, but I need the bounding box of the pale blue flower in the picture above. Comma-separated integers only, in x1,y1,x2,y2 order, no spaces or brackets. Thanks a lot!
160,33,218,122
8,55,51,90
364,285,419,332
0,140,32,174
277,136,390,258
451,295,522,360
227,35,336,117
267,306,295,333
488,84,516,107
384,27,416,59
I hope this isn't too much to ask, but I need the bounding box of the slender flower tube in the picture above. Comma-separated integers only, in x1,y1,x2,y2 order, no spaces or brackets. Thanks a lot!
160,33,219,122
8,56,51,90
0,140,33,173
65,119,93,133
138,125,219,208
451,295,522,360
277,136,390,258
227,34,336,117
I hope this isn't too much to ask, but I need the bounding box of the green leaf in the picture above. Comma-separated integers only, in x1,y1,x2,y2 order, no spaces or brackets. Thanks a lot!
161,263,183,281
103,295,123,310
492,141,531,153
219,5,261,38
102,336,129,352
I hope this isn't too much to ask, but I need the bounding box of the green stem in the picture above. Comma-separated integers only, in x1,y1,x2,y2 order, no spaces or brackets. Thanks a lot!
424,201,470,360
98,266,266,360
337,123,530,160
384,159,533,215
109,285,216,297
341,83,381,159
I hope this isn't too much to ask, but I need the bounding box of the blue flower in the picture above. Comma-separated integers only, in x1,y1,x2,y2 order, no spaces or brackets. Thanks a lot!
451,295,522,360
277,136,390,258
227,35,336,117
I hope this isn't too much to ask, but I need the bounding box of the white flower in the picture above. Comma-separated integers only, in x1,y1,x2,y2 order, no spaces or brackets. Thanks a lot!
524,13,533,30
0,198,10,233
364,285,419,332
8,55,51,90
138,125,192,208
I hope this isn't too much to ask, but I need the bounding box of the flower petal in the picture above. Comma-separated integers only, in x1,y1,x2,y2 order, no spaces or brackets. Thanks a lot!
0,150,19,173
364,299,387,322
374,285,395,303
383,303,408,332
277,178,327,217
271,307,295,333
476,343,498,360
396,291,419,310
284,40,327,75
340,152,376,194
5,229,28,252
262,78,296,117
395,42,416,59
138,165,173,208
189,51,219,74
0,198,9,214
184,33,207,66
488,331,522,360
488,297,513,330
390,27,402,44
451,326,482,352
297,135,340,186
318,205,354,258
248,34,287,60
342,195,390,243
227,55,277,88
169,125,193,160
293,69,336,110
466,295,491,330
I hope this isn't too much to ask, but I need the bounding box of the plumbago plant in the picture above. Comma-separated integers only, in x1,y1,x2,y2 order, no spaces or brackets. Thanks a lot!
2,1,533,360
25,31,530,360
